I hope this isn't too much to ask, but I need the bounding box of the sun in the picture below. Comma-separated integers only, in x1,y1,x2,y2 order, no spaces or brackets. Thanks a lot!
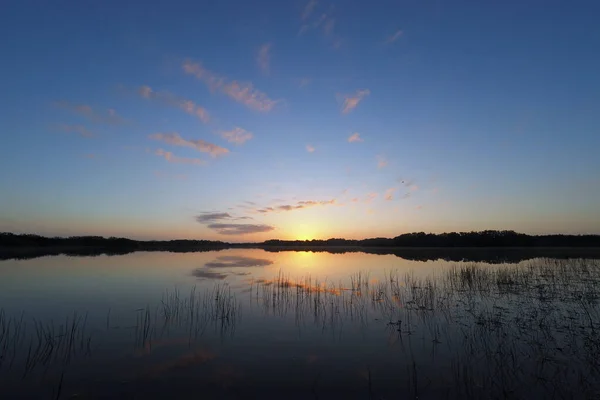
295,223,317,241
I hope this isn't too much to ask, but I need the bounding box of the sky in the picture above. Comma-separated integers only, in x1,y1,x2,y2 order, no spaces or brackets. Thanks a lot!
1,0,599,242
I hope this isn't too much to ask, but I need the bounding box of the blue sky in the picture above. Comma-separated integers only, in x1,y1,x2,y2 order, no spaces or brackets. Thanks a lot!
1,0,599,241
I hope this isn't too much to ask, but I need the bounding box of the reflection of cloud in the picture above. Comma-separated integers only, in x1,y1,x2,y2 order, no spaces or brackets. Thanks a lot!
348,132,363,142
150,132,229,158
54,101,126,125
207,223,274,235
205,256,273,268
340,89,370,114
137,85,210,123
183,60,279,112
143,349,216,378
219,127,253,145
192,269,228,280
256,43,271,75
155,149,206,166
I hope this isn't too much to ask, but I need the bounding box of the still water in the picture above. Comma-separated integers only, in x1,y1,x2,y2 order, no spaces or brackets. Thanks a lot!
1,249,599,399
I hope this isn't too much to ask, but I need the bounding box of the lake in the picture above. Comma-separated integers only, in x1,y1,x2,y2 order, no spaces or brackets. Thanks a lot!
1,249,599,399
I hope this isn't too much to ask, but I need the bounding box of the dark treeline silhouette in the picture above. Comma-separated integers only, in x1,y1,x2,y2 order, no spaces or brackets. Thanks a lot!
1,230,600,261
263,230,600,248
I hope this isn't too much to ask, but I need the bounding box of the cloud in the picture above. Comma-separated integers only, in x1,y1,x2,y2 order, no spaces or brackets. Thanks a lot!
204,256,273,268
365,192,378,204
206,223,275,235
196,213,233,223
150,132,229,158
55,101,126,125
182,60,279,112
348,132,363,143
324,18,335,36
57,124,94,138
219,127,253,145
137,86,210,123
192,269,228,280
256,199,337,214
154,149,206,166
385,30,403,44
306,144,315,153
377,155,388,169
301,0,318,20
297,77,311,87
384,187,397,201
340,89,370,114
256,43,271,75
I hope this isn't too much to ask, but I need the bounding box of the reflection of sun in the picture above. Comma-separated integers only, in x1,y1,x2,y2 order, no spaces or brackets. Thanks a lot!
289,251,317,269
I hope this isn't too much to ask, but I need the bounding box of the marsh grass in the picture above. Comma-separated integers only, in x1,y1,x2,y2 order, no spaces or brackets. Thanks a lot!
1,258,599,398
247,258,600,398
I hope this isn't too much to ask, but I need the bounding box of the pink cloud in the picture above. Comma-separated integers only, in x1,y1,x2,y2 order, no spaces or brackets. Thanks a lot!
365,192,378,204
348,132,363,143
306,144,315,153
256,199,338,214
182,60,279,112
154,149,206,166
340,89,370,114
150,132,229,158
138,85,210,123
57,124,94,138
377,155,388,169
220,127,253,145
384,187,397,201
256,43,271,75
55,101,126,125
385,30,403,44
301,0,318,20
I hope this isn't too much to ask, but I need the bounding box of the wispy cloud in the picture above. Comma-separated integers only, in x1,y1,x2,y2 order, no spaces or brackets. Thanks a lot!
384,187,397,201
154,149,206,166
182,60,279,112
57,124,94,138
306,144,316,153
54,101,126,125
256,199,337,214
256,43,271,75
348,132,363,143
298,77,312,87
377,155,388,169
219,127,253,145
340,89,370,114
196,212,233,223
206,223,274,235
385,29,403,44
150,132,229,158
194,212,271,236
365,192,378,204
301,0,318,21
137,85,210,123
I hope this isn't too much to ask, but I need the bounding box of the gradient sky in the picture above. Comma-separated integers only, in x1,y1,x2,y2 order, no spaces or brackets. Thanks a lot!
1,0,599,241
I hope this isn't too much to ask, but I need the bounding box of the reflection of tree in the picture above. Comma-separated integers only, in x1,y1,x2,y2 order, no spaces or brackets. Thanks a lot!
2,230,600,262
